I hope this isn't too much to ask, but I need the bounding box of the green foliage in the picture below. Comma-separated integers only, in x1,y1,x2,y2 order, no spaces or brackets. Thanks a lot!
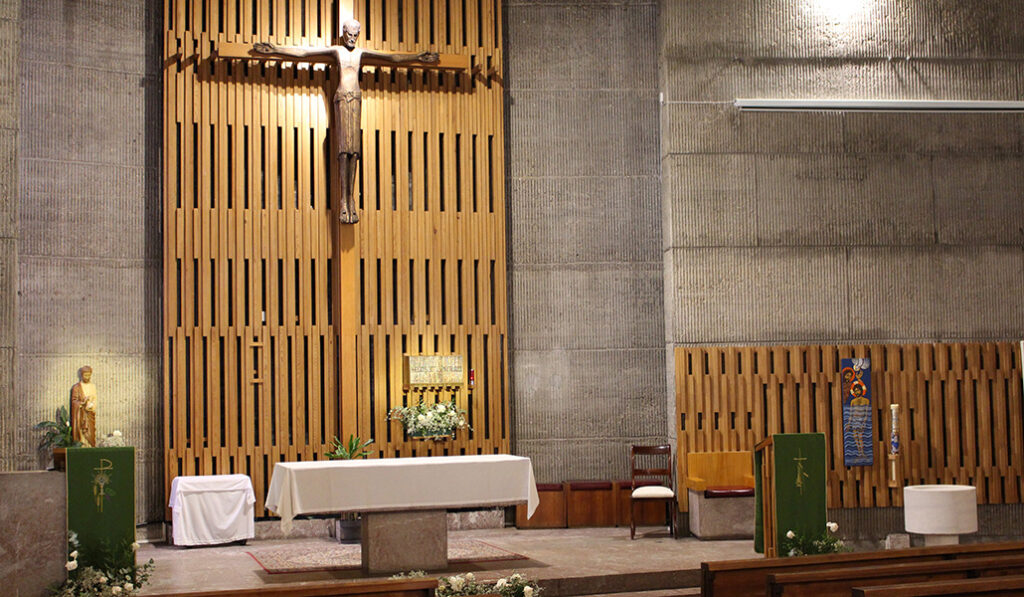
326,434,374,459
35,406,81,449
780,522,850,557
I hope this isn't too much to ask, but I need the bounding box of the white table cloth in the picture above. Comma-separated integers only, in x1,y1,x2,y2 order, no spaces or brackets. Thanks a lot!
169,474,256,546
265,454,540,533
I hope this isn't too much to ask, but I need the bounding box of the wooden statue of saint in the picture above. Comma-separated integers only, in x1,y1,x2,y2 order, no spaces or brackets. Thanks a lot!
70,365,97,447
253,19,439,224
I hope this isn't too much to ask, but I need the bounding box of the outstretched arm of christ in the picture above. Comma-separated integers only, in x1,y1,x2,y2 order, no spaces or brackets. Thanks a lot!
252,42,336,62
361,49,440,66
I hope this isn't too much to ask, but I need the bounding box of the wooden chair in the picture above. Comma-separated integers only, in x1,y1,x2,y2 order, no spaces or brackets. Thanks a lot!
629,444,677,539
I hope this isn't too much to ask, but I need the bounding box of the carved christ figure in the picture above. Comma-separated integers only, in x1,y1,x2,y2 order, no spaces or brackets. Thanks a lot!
253,20,439,224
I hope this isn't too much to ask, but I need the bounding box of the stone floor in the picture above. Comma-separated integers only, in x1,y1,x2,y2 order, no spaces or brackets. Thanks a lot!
137,526,758,596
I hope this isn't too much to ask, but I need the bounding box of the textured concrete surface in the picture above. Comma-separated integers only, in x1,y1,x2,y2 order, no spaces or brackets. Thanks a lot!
661,0,1024,350
8,0,164,523
0,471,66,597
506,0,665,483
0,1,16,476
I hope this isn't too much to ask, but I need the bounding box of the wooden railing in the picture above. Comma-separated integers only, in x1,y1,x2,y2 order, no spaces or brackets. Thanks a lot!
675,342,1023,511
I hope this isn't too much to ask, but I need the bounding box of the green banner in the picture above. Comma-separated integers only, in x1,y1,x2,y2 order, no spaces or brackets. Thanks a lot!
754,448,764,553
66,447,136,570
772,434,826,552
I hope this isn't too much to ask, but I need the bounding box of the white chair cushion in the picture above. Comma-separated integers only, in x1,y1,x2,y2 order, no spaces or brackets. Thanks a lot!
631,485,675,499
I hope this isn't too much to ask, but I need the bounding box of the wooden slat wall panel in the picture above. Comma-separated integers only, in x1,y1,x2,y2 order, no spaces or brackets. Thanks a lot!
164,0,508,517
675,342,1024,512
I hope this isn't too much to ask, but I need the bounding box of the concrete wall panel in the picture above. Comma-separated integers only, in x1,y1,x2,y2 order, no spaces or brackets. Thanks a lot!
932,156,1024,245
848,247,1024,341
508,0,663,482
509,176,660,265
662,154,758,248
662,0,1024,60
661,103,845,156
509,90,659,178
512,264,662,351
666,247,850,345
841,112,1024,156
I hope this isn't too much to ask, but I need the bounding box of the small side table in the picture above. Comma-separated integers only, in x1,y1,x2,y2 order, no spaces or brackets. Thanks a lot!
169,474,255,546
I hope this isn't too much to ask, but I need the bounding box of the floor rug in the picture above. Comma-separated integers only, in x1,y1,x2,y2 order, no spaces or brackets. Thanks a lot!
247,538,527,574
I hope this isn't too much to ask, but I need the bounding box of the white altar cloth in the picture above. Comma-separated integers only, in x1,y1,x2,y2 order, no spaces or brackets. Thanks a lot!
169,474,255,546
265,454,540,533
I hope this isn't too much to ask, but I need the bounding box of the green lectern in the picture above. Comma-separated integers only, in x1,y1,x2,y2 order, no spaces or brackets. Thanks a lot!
754,433,826,557
66,447,136,569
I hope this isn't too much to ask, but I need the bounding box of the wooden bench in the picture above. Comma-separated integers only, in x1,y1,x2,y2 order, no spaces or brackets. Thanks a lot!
851,575,1024,596
145,578,438,597
767,553,1024,597
701,541,1024,597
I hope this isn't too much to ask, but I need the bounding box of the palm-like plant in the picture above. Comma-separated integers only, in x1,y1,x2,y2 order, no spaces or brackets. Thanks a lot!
35,406,82,449
326,434,373,459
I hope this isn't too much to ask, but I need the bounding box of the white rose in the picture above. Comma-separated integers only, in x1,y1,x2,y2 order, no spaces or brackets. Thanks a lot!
112,587,122,595
450,577,465,591
786,530,795,539
524,587,534,597
69,550,78,559
495,579,507,589
510,574,523,583
438,404,446,411
99,577,108,583
465,573,475,581
65,560,78,571
826,522,839,533
417,414,426,422
113,430,123,437
131,541,140,551
125,583,134,591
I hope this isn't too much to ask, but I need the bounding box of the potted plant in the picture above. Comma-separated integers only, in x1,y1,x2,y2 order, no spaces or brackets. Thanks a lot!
35,405,81,470
388,399,469,440
327,434,373,541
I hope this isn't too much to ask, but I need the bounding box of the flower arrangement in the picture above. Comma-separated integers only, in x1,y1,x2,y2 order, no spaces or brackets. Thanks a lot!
393,571,540,597
781,521,849,556
99,430,125,448
389,399,469,438
51,532,155,596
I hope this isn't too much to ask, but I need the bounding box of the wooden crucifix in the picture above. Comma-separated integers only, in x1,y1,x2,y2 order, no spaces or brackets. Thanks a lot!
218,19,467,224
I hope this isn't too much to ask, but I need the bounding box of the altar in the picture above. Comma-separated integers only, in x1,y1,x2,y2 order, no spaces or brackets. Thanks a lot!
265,454,539,573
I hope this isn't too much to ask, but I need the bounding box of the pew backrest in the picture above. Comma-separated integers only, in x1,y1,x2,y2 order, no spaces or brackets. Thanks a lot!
767,553,1024,597
701,541,1024,597
851,574,1024,596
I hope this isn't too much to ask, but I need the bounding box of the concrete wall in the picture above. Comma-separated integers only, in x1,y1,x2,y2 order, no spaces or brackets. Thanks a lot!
6,0,164,522
0,1,18,479
661,0,1024,351
0,471,67,596
506,0,665,482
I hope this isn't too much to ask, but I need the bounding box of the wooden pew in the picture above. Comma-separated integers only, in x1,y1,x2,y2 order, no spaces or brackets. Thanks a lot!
767,553,1024,597
852,575,1024,596
145,577,438,597
701,541,1024,597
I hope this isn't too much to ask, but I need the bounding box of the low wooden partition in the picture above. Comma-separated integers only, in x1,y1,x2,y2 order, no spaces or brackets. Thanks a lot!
516,483,567,529
700,541,1024,597
565,481,617,527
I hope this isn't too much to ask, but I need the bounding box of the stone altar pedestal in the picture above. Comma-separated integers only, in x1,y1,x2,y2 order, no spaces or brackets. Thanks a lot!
361,509,447,574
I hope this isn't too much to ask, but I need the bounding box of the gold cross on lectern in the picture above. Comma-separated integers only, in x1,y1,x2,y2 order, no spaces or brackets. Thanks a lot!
793,449,810,495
